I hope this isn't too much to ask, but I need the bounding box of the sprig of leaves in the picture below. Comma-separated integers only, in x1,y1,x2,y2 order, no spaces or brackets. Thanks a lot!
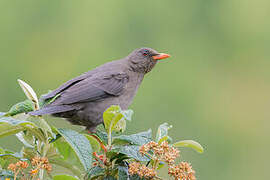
0,79,204,180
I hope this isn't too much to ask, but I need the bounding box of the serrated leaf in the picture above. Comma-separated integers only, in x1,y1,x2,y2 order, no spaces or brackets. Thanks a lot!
118,165,129,180
5,99,34,116
112,145,149,161
17,79,39,110
156,123,172,143
85,166,105,179
58,129,93,171
0,116,38,138
113,129,152,146
53,175,79,180
173,140,204,153
95,130,108,144
84,134,101,152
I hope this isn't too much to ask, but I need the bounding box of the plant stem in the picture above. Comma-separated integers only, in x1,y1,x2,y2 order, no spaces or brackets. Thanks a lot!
39,168,44,180
108,128,112,148
14,170,18,180
153,158,159,170
144,152,154,160
39,131,50,180
90,134,107,152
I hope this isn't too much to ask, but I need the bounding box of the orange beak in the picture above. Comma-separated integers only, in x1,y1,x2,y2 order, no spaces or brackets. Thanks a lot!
152,53,170,60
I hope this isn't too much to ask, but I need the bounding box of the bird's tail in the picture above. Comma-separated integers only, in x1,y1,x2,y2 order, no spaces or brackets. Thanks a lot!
29,105,75,116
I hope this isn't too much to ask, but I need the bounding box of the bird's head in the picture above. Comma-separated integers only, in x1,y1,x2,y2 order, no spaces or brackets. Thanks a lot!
128,47,170,73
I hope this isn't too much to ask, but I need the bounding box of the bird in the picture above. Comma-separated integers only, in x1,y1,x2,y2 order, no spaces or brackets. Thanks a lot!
29,47,170,132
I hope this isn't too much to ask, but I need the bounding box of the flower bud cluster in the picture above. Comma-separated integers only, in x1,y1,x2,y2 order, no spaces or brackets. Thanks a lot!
31,156,52,174
128,162,157,179
168,162,196,180
8,161,29,172
139,141,180,165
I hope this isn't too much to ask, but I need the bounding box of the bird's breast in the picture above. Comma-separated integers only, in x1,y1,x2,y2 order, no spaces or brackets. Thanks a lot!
117,72,144,109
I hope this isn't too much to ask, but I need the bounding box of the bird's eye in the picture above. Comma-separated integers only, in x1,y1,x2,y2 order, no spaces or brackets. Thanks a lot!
142,49,149,56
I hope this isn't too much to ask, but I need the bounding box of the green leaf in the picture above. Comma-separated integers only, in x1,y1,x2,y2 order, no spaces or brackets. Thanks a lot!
27,116,55,138
0,147,6,168
112,145,149,161
0,152,24,161
155,123,172,143
95,129,108,145
0,170,14,178
173,140,204,153
84,134,101,152
54,138,73,160
53,175,79,180
53,137,85,172
113,118,126,133
85,166,105,179
50,158,82,178
130,175,148,180
104,176,117,180
103,105,124,133
58,128,93,171
15,132,35,148
17,79,39,110
113,129,152,146
121,109,133,121
22,147,36,160
5,99,34,116
118,165,129,180
0,116,38,138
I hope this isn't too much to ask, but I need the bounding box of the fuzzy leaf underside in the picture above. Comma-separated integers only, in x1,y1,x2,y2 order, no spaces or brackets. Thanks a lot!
112,145,150,161
113,129,152,146
118,165,129,180
58,128,93,171
85,166,105,179
5,99,34,116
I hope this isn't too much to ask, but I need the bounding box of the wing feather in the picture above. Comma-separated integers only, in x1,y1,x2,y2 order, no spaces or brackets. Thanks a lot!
42,73,87,100
53,72,129,105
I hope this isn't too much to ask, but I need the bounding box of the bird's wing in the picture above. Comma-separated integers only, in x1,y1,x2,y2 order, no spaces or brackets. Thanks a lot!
54,72,129,105
41,73,89,100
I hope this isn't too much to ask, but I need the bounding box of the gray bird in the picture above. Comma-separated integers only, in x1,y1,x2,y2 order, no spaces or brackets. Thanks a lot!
30,47,170,132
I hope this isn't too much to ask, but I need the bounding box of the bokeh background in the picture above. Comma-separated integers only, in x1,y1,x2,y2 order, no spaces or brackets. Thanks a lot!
1,0,270,179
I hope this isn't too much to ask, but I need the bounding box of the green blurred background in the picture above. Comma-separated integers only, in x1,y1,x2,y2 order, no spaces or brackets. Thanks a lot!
1,0,270,179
